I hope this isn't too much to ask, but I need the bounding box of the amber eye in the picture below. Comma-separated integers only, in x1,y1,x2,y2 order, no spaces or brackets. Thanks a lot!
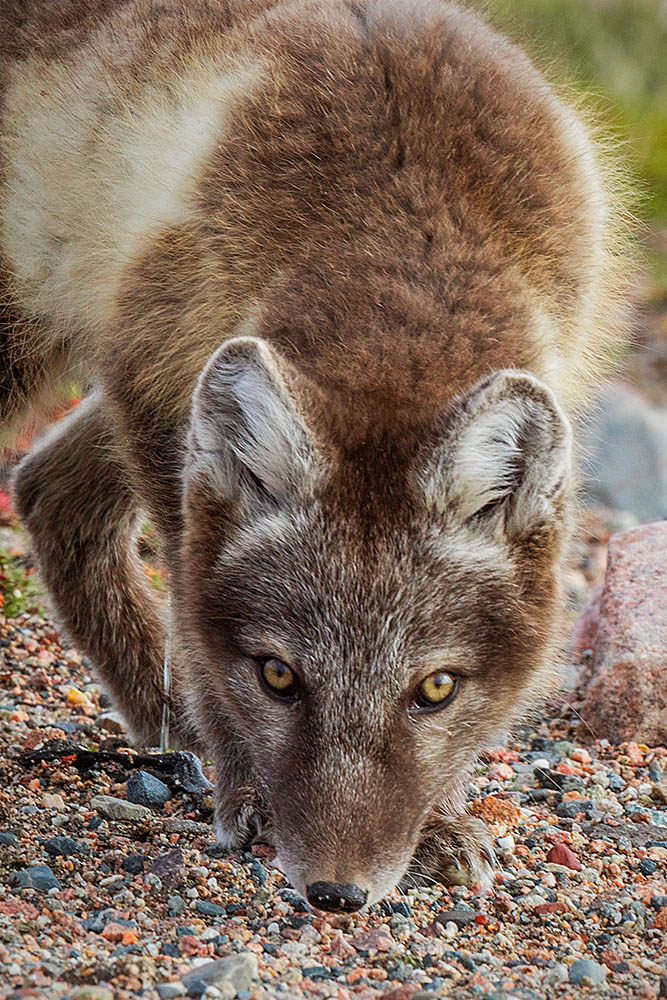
413,671,458,711
258,658,299,701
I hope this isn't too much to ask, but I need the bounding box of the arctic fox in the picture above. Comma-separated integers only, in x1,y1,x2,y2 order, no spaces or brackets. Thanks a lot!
0,0,629,908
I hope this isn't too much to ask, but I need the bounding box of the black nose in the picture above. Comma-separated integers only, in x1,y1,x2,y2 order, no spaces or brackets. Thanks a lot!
306,881,368,912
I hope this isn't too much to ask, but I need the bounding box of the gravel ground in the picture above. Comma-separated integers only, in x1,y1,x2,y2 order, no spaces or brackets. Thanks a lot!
0,517,666,1000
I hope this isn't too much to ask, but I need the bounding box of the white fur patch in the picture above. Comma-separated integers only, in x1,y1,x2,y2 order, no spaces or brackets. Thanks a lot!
1,31,264,330
454,399,526,520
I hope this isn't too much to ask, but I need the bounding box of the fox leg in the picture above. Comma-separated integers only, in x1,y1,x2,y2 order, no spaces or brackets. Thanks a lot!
12,392,198,749
406,809,496,890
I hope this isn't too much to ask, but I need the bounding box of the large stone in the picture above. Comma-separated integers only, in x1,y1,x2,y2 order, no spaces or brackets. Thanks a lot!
10,864,61,892
568,958,607,986
149,849,185,888
43,836,90,858
579,522,667,745
126,770,172,807
181,952,258,993
89,795,151,823
580,383,667,522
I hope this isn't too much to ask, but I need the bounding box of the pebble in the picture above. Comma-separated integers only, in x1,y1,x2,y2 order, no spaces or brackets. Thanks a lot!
122,853,147,875
249,858,268,885
546,844,582,871
168,895,186,916
156,987,184,1000
41,792,66,811
436,908,480,927
126,770,172,807
96,710,126,734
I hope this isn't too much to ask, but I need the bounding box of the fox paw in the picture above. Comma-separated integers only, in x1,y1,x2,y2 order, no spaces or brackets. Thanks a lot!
214,789,273,852
405,813,496,890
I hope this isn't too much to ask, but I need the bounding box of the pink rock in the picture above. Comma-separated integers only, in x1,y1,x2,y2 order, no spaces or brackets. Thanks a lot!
350,927,393,953
488,762,515,781
579,522,667,746
546,844,582,870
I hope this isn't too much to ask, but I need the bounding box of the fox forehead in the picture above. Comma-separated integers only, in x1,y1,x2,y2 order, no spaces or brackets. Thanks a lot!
206,501,517,670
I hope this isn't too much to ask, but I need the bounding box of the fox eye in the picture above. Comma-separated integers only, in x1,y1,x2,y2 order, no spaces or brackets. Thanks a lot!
412,671,458,712
258,658,299,701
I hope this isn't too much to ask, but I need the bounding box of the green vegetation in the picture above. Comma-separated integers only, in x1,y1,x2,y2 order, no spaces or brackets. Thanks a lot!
482,0,667,226
0,549,44,618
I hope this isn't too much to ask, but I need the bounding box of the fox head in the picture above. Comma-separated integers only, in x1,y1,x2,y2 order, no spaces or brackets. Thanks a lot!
178,334,572,907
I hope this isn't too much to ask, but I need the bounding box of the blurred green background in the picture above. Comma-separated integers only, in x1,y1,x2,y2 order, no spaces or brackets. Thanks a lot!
479,0,667,295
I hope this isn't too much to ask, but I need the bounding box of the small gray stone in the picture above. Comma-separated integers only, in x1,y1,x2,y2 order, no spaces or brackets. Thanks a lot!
184,980,205,998
168,895,186,916
181,952,258,993
249,858,268,885
436,907,480,927
196,900,226,917
568,958,607,986
0,831,19,846
10,864,61,892
122,853,147,875
89,795,151,822
165,818,210,835
126,770,172,807
43,836,89,858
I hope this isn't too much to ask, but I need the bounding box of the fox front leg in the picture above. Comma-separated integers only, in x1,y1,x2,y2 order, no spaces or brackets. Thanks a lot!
406,811,496,890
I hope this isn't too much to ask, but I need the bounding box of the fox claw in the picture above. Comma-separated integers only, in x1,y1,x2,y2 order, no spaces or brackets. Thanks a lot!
481,843,496,869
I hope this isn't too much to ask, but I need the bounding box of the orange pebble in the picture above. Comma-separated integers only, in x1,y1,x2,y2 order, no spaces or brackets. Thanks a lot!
66,687,90,705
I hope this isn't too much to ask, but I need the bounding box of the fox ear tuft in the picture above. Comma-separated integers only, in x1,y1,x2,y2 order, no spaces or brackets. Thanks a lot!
187,337,321,506
421,370,572,538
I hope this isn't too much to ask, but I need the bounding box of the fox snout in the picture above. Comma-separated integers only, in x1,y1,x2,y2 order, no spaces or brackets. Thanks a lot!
264,755,424,911
275,849,407,912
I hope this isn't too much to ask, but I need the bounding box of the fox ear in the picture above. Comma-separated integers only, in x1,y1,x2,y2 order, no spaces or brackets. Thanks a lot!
421,370,572,538
187,337,321,506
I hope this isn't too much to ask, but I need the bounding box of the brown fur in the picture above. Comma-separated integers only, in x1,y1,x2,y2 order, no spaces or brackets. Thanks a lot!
0,0,632,905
